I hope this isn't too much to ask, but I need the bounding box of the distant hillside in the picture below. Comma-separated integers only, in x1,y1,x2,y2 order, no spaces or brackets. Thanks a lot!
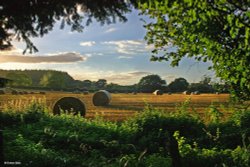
0,69,76,89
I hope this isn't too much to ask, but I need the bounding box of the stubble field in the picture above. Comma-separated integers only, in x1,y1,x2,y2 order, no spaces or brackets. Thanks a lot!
0,92,232,121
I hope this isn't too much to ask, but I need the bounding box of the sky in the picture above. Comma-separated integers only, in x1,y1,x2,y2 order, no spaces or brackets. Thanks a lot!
0,9,215,85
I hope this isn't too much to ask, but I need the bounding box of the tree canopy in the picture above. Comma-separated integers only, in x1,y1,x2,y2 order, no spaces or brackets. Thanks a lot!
168,78,189,93
6,72,32,87
94,79,107,89
138,74,166,93
138,0,250,100
39,71,66,89
0,0,132,53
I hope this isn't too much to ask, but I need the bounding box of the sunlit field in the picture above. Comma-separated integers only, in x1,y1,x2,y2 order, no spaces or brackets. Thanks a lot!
0,92,232,121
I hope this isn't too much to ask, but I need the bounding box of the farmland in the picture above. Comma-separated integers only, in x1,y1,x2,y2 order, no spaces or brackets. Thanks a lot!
1,91,250,167
0,92,232,121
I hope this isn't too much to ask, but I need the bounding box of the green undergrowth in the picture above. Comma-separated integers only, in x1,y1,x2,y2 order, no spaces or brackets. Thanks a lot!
0,100,249,167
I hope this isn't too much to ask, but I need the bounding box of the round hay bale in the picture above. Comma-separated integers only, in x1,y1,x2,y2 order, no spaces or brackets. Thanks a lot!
73,90,81,94
193,91,200,95
183,90,191,95
53,97,86,117
83,91,89,95
92,90,111,106
153,90,163,95
11,90,18,95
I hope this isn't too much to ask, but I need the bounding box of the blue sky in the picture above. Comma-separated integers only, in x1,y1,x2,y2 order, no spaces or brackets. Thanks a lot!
0,9,214,85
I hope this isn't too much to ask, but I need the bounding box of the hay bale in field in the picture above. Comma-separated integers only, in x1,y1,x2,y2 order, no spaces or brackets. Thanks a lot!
73,90,81,94
153,90,163,95
11,90,18,95
183,90,191,95
53,97,86,117
92,90,111,106
83,91,89,95
193,91,200,95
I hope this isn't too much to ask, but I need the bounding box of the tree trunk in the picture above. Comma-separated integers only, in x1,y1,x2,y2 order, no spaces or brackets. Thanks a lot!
169,134,182,167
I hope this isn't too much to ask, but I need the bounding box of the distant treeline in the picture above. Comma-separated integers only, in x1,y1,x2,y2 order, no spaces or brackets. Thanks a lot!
0,70,229,93
0,69,135,92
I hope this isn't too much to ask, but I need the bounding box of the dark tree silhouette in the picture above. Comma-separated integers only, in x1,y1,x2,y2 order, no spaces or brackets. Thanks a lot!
138,74,166,93
0,0,133,53
168,78,189,93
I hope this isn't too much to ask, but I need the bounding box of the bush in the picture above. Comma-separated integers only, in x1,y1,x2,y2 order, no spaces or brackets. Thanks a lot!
0,111,22,127
0,101,47,128
22,102,47,124
201,110,250,149
175,131,250,167
125,106,205,153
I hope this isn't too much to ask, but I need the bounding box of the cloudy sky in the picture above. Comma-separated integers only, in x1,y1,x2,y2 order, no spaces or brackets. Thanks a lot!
0,9,214,85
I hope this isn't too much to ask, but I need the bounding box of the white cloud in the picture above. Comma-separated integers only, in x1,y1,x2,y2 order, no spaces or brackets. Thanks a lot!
96,53,104,56
128,72,152,76
118,56,133,59
72,70,152,85
85,53,92,57
104,28,117,33
0,48,23,55
102,40,153,55
164,75,176,82
79,41,96,47
0,52,87,63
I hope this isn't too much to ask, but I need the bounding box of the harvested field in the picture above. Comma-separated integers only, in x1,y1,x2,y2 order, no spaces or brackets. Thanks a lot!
0,92,240,121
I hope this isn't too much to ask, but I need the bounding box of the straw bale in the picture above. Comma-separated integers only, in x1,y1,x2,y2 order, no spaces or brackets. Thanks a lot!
53,97,86,116
92,90,111,106
153,90,163,95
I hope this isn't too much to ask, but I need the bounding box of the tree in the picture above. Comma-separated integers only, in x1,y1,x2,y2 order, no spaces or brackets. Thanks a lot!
138,74,166,93
0,77,12,88
138,0,250,100
199,76,211,85
39,72,65,89
82,80,92,89
0,0,132,53
6,72,32,87
187,75,214,93
168,78,189,93
95,79,107,89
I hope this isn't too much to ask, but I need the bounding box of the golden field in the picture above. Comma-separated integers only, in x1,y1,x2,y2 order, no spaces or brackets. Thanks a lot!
0,92,235,121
